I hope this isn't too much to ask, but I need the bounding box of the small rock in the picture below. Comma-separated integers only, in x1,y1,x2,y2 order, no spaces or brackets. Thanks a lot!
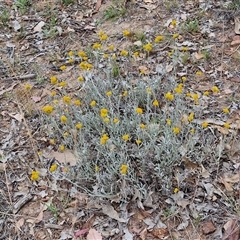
202,221,216,235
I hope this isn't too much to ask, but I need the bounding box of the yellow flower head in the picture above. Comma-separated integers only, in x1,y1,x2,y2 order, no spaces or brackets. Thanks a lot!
108,45,115,51
51,91,56,97
76,123,83,129
60,115,67,123
25,84,32,91
140,123,146,129
123,30,130,37
222,108,230,114
92,43,102,50
203,91,210,96
95,165,99,172
196,71,202,76
174,87,183,94
103,53,109,58
50,164,58,172
77,76,84,82
171,19,177,27
113,118,119,123
112,53,117,59
68,51,74,57
100,34,108,41
106,91,112,97
202,122,208,128
103,117,110,123
98,30,105,37
165,92,174,101
181,47,189,51
172,33,179,39
59,145,65,151
63,96,71,105
133,51,139,58
100,108,108,118
50,76,58,85
49,139,55,145
166,119,171,125
120,164,128,175
147,87,152,94
155,35,164,43
78,51,87,58
90,100,97,107
143,43,153,52
173,127,180,134
181,76,187,81
223,123,230,129
174,187,179,194
120,50,128,56
60,65,66,71
100,134,109,145
152,99,159,107
212,86,220,93
122,134,129,141
190,129,195,134
188,113,194,122
59,81,67,87
74,100,81,106
136,107,143,114
136,139,142,145
63,132,69,137
191,93,199,101
30,170,39,181
68,58,74,64
42,105,54,114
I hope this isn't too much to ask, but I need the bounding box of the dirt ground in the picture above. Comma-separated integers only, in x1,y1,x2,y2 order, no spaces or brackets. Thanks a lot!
0,0,240,239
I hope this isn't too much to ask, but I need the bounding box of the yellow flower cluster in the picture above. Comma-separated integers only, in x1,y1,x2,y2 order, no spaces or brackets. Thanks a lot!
79,61,93,70
100,134,109,145
42,105,54,114
31,170,39,181
120,164,128,175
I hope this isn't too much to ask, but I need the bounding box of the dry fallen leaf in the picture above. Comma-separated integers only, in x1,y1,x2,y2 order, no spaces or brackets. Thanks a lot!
33,21,45,33
202,221,216,235
87,228,102,240
223,219,239,240
102,205,126,223
234,17,240,34
44,149,77,166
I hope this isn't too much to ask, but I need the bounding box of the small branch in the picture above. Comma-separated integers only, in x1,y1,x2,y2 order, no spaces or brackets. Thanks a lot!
2,74,36,81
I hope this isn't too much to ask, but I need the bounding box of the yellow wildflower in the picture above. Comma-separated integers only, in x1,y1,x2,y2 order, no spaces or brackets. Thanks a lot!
168,49,174,57
60,65,66,71
136,107,143,114
53,100,59,105
122,134,129,141
77,76,84,82
165,92,174,101
100,108,108,118
122,90,128,97
181,76,187,81
113,118,119,123
68,59,74,64
106,91,112,97
25,84,32,91
108,45,115,51
92,43,102,50
98,30,104,37
196,71,202,76
190,129,195,134
133,51,139,58
95,165,99,172
78,51,87,58
222,108,230,114
203,91,210,96
59,81,67,87
152,99,159,107
120,50,128,56
50,164,58,172
223,123,230,129
63,96,71,104
68,51,74,57
112,53,117,59
166,119,171,125
147,88,152,94
120,164,128,175
60,115,67,123
50,76,58,85
74,100,81,106
103,53,109,58
174,87,183,94
51,91,56,96
63,132,69,138
173,33,179,39
42,105,54,114
155,35,164,43
37,151,42,156
30,171,39,181
136,139,142,145
174,187,179,194
76,123,83,129
100,34,108,41
188,113,194,122
202,122,208,128
49,139,55,145
123,30,130,37
90,100,97,107
212,86,220,93
181,47,189,51
191,93,199,101
140,123,146,129
173,127,180,134
143,43,153,52
171,19,177,27
59,145,65,151
103,117,110,123
100,134,109,145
